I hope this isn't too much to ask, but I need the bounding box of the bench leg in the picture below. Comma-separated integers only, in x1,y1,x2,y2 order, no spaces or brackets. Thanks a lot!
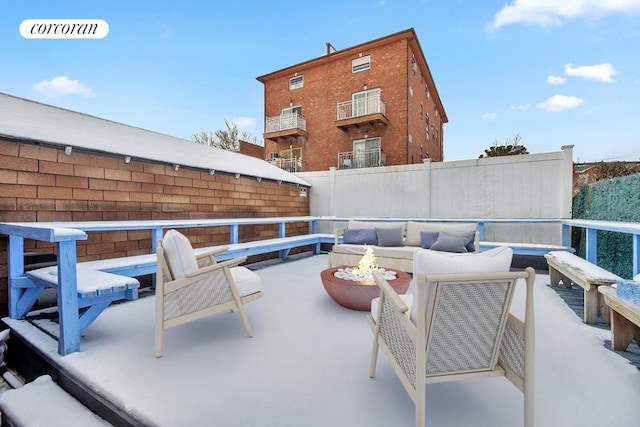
584,288,600,324
610,309,640,351
549,267,572,288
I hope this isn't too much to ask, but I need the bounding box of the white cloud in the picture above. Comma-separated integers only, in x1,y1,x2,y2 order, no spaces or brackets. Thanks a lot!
488,0,640,30
547,75,566,85
537,94,584,112
564,62,619,82
32,76,95,97
510,103,531,110
481,113,497,121
232,117,256,128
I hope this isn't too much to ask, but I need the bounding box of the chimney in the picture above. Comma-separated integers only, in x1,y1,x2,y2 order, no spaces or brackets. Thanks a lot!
326,42,336,55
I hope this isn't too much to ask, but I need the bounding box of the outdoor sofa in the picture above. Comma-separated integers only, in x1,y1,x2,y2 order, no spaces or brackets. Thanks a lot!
329,220,479,273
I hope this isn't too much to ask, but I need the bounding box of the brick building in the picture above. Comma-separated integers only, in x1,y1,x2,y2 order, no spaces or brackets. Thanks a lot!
257,28,448,172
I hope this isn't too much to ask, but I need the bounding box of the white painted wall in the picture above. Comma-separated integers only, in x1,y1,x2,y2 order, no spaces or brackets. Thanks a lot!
297,146,574,244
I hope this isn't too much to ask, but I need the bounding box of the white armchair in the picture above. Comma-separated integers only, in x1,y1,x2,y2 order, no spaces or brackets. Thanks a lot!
368,247,535,427
155,229,263,357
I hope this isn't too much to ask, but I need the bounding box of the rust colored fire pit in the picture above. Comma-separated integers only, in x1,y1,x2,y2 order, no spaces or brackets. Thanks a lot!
320,267,411,311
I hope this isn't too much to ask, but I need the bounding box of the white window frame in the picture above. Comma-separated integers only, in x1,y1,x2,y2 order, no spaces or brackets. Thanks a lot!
352,55,371,73
289,75,304,90
281,106,302,116
352,88,380,117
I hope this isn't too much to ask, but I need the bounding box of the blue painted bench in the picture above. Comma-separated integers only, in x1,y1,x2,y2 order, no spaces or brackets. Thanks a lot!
80,233,335,277
26,266,139,334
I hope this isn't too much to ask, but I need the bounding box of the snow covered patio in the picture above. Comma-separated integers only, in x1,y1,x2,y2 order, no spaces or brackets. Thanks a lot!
4,254,640,426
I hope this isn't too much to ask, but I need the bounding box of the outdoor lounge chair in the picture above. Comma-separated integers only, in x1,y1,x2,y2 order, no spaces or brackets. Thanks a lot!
368,247,535,427
155,229,263,357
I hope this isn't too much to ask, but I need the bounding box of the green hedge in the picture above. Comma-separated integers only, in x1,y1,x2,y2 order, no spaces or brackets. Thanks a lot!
572,173,640,278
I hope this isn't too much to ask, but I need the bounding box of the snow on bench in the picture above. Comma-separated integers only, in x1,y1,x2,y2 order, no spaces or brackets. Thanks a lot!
26,265,139,334
545,251,621,324
0,375,110,426
80,233,334,277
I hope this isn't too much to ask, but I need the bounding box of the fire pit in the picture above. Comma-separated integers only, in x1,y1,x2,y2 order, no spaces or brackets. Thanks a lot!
321,245,410,311
320,266,411,311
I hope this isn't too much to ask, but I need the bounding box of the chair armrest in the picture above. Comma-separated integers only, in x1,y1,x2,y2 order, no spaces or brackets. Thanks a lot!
372,271,409,314
334,227,346,246
196,245,230,261
185,256,248,278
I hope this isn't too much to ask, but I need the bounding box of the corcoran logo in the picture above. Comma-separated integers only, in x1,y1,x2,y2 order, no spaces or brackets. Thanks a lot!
20,19,109,39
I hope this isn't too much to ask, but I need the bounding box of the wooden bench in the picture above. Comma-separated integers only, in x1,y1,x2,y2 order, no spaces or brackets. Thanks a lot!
545,251,622,324
25,266,139,335
0,375,110,426
598,286,640,351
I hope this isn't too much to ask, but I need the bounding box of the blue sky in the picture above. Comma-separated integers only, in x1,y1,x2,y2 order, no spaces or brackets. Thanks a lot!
2,0,639,163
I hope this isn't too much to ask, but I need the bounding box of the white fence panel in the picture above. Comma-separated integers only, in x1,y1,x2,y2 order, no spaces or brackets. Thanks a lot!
297,146,573,243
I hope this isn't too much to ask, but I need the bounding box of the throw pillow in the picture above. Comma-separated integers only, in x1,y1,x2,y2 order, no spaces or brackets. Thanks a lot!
430,231,472,253
419,231,440,249
376,226,404,247
430,231,475,253
343,228,378,245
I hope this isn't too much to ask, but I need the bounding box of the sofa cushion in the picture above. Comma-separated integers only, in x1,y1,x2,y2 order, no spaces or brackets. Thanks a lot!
405,221,477,247
162,229,198,279
343,228,378,245
409,246,513,322
332,244,421,260
420,231,440,249
376,227,404,247
430,231,475,253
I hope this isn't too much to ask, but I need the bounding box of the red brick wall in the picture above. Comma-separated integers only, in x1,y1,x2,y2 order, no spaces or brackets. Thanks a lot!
238,140,265,159
0,139,310,315
263,37,444,171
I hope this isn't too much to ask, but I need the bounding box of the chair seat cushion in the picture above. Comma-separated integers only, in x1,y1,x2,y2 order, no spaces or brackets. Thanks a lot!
370,294,413,320
230,266,262,297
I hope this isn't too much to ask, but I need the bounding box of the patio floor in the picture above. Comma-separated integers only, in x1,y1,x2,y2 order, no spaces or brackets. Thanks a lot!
3,254,640,426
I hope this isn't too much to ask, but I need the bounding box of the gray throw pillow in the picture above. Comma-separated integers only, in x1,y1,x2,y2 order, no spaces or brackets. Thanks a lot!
430,231,471,253
420,231,440,249
376,227,404,247
446,230,476,252
343,228,378,245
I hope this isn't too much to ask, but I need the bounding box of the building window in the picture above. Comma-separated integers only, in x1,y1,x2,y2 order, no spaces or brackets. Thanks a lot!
289,75,304,90
352,88,381,116
281,106,302,116
425,114,430,139
352,55,371,73
420,102,423,116
351,137,382,168
434,106,438,118
411,56,417,74
425,86,430,99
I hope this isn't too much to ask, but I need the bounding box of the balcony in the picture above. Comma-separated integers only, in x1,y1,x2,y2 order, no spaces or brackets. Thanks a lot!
335,96,388,131
264,113,308,143
268,156,304,172
338,148,386,169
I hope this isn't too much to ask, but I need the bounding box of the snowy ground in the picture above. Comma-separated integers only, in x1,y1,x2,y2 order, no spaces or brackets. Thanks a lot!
4,254,640,426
